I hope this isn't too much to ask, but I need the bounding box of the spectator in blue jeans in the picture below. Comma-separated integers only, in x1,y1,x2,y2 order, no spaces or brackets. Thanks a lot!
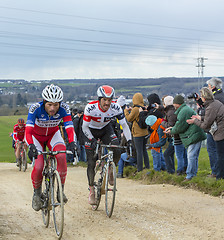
145,115,166,171
117,153,137,178
166,95,206,181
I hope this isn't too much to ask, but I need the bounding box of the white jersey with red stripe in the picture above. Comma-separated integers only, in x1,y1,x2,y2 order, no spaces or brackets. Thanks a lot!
82,100,131,141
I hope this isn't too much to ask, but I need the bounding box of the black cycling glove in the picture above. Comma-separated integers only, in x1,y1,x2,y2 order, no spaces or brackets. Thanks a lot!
28,144,38,160
90,138,98,150
67,141,78,154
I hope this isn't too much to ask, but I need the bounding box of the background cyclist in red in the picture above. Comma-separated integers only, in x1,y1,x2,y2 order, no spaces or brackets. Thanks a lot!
13,118,27,167
25,84,77,211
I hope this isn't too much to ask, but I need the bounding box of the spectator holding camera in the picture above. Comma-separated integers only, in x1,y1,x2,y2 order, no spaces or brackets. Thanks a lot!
165,95,206,181
124,92,150,172
187,87,224,180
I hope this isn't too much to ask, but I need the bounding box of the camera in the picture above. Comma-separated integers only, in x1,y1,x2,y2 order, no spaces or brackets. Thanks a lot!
188,93,198,99
150,104,156,108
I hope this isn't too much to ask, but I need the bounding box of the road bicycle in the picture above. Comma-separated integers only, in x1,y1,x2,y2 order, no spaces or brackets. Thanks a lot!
17,141,27,172
92,141,129,218
38,149,72,239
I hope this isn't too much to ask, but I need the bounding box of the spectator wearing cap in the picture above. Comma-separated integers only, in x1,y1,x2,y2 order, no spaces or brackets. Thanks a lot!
145,115,167,171
187,87,224,180
165,95,206,181
204,77,224,177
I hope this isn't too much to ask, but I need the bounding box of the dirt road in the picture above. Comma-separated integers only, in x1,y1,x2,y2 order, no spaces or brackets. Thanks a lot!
1,163,224,240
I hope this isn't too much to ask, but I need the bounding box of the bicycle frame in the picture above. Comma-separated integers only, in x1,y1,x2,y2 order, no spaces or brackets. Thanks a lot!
92,141,128,217
37,149,72,239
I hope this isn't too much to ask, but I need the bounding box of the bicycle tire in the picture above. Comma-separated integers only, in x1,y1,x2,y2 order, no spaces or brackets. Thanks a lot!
51,170,64,239
18,156,22,171
41,176,50,228
105,161,116,218
22,150,27,172
92,162,103,211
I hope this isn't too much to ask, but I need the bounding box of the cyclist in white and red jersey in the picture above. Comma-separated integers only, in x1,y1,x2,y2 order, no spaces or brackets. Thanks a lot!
13,118,27,166
82,85,133,205
25,84,77,211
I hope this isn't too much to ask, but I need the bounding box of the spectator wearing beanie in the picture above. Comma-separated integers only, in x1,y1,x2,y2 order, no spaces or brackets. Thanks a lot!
145,115,167,171
165,95,206,181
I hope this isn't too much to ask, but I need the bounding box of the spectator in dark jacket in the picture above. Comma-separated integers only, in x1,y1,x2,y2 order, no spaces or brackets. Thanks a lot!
147,93,164,118
157,96,188,174
205,77,224,177
187,87,224,179
73,109,86,162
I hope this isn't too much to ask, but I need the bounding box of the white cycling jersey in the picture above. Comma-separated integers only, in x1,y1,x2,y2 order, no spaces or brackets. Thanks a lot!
82,100,131,141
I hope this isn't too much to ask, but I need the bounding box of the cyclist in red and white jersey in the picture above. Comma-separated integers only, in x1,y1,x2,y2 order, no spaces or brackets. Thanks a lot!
13,118,27,166
25,84,77,211
82,85,132,205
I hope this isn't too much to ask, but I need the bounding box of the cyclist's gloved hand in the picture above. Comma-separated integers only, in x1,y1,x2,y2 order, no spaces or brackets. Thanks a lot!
90,138,98,150
127,140,133,156
67,141,78,154
28,144,38,160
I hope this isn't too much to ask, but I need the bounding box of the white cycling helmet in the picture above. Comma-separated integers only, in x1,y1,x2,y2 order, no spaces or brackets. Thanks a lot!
97,85,115,99
42,84,63,103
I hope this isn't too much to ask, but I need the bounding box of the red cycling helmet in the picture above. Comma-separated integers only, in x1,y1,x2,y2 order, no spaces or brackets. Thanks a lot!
97,85,115,99
18,118,25,125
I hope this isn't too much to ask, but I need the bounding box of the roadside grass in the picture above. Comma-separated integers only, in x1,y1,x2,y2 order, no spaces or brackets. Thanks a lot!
1,115,224,197
123,148,224,197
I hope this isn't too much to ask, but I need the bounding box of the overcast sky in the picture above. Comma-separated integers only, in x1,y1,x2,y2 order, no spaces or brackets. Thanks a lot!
0,0,224,80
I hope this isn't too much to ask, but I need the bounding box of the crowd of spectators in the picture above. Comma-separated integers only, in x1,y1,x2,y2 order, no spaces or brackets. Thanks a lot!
63,77,224,182
114,77,224,182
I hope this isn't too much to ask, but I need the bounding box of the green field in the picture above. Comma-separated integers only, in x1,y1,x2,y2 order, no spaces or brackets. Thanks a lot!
0,115,27,162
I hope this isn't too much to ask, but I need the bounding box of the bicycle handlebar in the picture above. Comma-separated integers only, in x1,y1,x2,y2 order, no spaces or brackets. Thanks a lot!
38,150,73,156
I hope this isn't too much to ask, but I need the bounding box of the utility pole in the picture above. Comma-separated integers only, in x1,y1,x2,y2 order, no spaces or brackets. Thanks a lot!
196,57,208,90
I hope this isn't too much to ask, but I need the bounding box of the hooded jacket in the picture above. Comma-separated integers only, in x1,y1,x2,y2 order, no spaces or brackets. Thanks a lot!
124,93,148,137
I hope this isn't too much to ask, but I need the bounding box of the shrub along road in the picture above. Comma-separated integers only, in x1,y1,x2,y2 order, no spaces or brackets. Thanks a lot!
1,163,224,240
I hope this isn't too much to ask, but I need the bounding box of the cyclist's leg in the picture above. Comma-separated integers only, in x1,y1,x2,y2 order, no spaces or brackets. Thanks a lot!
15,142,20,165
31,136,44,211
47,130,68,203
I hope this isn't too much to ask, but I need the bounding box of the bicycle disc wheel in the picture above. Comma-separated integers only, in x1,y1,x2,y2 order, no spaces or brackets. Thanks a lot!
51,170,64,239
22,151,27,172
41,177,50,228
105,162,116,217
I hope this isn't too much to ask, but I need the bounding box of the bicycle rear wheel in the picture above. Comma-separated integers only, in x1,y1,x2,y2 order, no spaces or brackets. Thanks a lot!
51,170,64,239
105,162,116,217
22,150,27,172
41,177,50,228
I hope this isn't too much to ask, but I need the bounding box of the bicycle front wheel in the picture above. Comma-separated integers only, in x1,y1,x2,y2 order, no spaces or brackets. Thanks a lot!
51,170,64,239
22,150,27,172
105,162,116,217
41,177,50,228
